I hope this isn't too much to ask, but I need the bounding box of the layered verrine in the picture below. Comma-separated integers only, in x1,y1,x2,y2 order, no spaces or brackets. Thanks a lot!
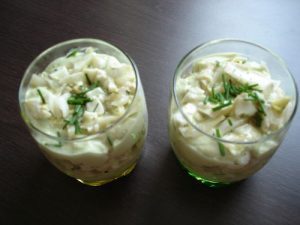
169,40,297,187
19,39,148,186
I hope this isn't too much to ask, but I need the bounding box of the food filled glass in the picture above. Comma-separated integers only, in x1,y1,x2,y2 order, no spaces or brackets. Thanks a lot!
168,39,298,187
19,39,148,186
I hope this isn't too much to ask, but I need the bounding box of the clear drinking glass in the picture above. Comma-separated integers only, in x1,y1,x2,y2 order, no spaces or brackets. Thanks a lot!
168,39,298,187
19,39,148,186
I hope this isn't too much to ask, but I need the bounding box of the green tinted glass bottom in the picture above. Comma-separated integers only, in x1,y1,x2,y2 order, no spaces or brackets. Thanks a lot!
180,162,231,188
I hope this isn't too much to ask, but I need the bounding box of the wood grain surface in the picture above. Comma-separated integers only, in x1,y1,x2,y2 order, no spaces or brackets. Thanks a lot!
0,0,299,224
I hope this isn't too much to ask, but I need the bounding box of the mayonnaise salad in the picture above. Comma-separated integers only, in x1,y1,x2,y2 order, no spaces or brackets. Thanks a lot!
169,53,294,183
23,46,147,184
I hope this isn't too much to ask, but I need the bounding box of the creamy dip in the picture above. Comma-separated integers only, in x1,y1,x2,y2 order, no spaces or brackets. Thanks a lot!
169,53,293,183
24,47,147,183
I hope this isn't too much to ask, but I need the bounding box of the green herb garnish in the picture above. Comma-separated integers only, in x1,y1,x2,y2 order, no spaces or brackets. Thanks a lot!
246,92,266,115
130,133,137,140
45,132,62,147
203,96,208,105
211,86,216,98
245,92,266,127
82,81,100,95
66,48,78,58
93,103,99,112
212,101,232,111
67,95,92,105
37,88,46,104
45,143,61,147
63,105,85,134
227,118,233,126
107,136,113,146
85,73,92,85
63,82,99,133
253,112,264,127
203,74,265,126
215,128,225,156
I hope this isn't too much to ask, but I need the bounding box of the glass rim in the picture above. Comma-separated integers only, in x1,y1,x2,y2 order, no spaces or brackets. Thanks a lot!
172,38,299,145
18,38,139,142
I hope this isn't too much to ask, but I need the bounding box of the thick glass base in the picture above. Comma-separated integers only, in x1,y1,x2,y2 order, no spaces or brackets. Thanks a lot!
76,163,136,186
180,162,231,188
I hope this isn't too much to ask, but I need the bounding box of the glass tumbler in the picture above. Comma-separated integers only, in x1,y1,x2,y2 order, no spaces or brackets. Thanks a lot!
19,39,148,186
168,39,298,187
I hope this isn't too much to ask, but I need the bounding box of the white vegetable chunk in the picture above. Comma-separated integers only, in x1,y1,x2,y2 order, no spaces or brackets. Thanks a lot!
73,55,92,71
25,99,52,119
86,87,106,102
49,66,69,80
47,93,70,118
60,72,85,85
92,54,108,69
30,74,48,87
233,94,257,117
86,100,105,115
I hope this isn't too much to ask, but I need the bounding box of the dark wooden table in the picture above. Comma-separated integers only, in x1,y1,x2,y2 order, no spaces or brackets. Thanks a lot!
1,1,299,224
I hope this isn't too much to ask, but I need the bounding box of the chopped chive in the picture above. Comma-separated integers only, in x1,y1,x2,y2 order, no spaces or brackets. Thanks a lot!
74,121,81,134
45,132,62,147
227,118,233,126
246,92,266,121
222,74,230,99
257,101,266,115
81,81,99,95
203,96,208,105
225,84,230,99
56,132,62,147
66,48,78,58
63,120,68,129
216,92,225,102
215,128,225,156
253,112,264,127
107,136,113,146
45,143,61,148
130,133,137,140
211,86,216,98
218,143,225,156
93,103,99,112
222,74,226,85
37,89,46,104
67,96,91,105
216,128,222,138
85,73,92,85
246,94,265,127
208,96,219,104
64,80,100,132
63,105,84,133
204,74,265,127
249,83,259,88
212,101,231,111
74,105,81,113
